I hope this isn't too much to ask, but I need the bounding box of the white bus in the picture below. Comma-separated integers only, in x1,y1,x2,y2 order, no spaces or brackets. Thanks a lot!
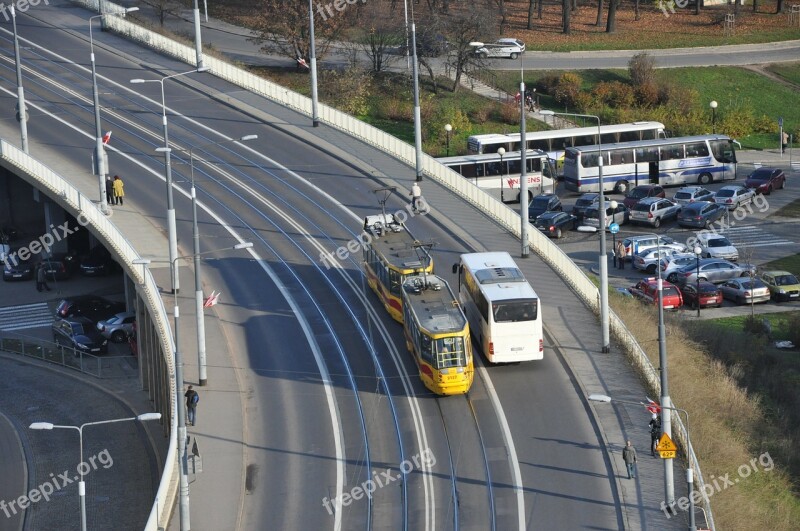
452,252,543,363
437,149,557,200
562,134,738,194
467,121,667,160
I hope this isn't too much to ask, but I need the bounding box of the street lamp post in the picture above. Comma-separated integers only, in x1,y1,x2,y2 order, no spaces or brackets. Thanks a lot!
609,200,618,267
308,0,319,127
411,19,423,182
180,134,258,385
693,245,702,317
192,0,205,70
444,123,452,157
29,413,162,531
10,6,28,154
130,67,210,294
710,101,718,134
133,242,252,531
498,147,506,202
541,110,610,353
588,394,696,530
90,7,139,216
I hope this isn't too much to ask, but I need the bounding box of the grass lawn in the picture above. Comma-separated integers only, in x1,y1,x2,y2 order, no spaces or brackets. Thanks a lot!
767,61,800,86
708,311,798,342
772,199,800,219
762,253,800,273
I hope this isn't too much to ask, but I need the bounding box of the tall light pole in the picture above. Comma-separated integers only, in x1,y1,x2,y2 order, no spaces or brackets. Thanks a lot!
498,147,506,202
541,110,609,352
518,55,529,258
308,0,320,127
130,67,210,295
589,394,696,530
180,134,258,385
133,243,252,531
29,413,162,531
90,7,139,215
710,100,718,134
192,0,205,70
411,19,423,182
693,245,702,317
608,200,618,267
444,123,452,157
10,6,28,154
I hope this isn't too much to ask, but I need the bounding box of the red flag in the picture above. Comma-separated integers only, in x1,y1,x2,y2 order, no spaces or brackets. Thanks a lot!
297,57,309,69
645,397,661,415
203,290,221,308
102,131,112,144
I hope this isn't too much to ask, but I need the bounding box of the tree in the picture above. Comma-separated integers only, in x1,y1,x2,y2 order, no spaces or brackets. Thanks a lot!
563,0,572,34
596,0,604,27
777,0,785,13
527,0,536,28
606,0,619,33
440,7,497,92
352,2,404,73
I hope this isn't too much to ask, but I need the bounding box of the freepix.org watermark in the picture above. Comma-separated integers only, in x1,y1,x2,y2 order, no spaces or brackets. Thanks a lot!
315,0,366,21
0,0,49,22
4,219,86,267
319,198,430,270
683,194,769,250
661,451,774,517
1,449,114,519
322,448,436,515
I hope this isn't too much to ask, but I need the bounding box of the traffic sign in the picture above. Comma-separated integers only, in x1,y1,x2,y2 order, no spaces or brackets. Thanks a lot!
656,432,677,452
659,450,676,459
609,222,620,234
779,117,784,127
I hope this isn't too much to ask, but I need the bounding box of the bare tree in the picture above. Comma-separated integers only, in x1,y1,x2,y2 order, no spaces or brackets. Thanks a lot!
596,0,604,27
353,2,404,73
440,7,497,92
152,0,180,26
527,0,536,29
563,0,572,34
606,0,619,33
777,0,785,13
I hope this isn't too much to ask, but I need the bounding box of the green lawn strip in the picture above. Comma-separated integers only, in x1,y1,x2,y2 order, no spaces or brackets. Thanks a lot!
772,199,800,219
766,62,800,86
708,311,797,341
761,253,800,273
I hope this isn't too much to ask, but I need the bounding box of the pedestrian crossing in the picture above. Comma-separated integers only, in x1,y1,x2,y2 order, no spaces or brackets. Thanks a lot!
718,225,794,249
0,302,53,331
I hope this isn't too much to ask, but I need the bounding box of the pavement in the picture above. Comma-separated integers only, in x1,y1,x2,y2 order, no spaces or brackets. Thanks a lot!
2,2,798,530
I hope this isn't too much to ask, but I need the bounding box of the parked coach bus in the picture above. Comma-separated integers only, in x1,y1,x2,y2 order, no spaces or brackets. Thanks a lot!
563,135,738,194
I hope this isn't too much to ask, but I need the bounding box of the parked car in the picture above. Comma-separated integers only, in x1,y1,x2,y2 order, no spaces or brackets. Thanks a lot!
40,251,80,280
55,295,126,324
744,167,786,195
672,186,715,206
674,259,756,285
528,193,562,221
97,311,136,343
474,38,525,59
694,233,738,261
2,251,36,281
718,277,771,305
533,211,577,238
680,281,723,309
52,316,108,355
571,193,609,222
0,241,9,265
622,184,665,209
632,246,685,274
660,253,700,283
80,245,119,276
583,203,629,230
677,201,727,229
629,197,681,228
712,185,755,210
629,278,684,310
622,235,687,262
760,270,800,302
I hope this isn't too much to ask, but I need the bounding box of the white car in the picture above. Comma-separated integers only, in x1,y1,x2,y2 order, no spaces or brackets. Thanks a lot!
660,253,699,283
673,186,715,206
475,38,525,59
629,197,682,228
694,233,738,261
713,185,755,210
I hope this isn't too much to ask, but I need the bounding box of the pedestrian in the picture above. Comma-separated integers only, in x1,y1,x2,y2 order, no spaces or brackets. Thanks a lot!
649,414,662,457
514,91,521,105
526,94,534,113
782,131,789,154
185,385,199,426
622,440,638,479
112,175,125,206
616,240,626,270
105,176,114,205
410,182,422,212
36,263,51,292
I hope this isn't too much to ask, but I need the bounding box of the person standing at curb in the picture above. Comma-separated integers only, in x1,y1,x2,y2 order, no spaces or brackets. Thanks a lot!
410,182,422,212
782,131,789,154
105,176,115,205
623,440,637,479
185,385,199,426
615,240,626,270
113,175,125,206
649,414,662,457
36,263,51,292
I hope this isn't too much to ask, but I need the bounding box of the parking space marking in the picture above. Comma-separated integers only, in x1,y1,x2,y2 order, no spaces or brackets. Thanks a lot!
0,302,53,331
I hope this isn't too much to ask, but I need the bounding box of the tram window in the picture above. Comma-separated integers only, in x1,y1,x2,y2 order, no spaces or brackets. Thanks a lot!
420,335,433,363
436,337,464,368
475,163,485,177
389,269,401,296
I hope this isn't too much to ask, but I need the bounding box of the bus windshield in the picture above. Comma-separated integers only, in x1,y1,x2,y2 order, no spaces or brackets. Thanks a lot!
492,299,538,322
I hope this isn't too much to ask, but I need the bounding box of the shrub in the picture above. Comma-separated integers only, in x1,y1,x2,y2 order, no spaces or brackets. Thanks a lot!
593,81,636,108
553,72,583,108
629,52,656,88
634,81,660,107
535,74,560,95
498,102,521,124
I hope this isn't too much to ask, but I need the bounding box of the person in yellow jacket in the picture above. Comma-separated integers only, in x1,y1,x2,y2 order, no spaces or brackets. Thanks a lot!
112,175,125,206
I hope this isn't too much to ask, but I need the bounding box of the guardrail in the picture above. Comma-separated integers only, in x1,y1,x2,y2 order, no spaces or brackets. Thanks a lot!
71,2,715,528
0,139,177,531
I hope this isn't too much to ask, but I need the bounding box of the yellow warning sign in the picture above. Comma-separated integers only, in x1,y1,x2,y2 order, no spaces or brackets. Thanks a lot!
656,433,677,452
659,450,676,459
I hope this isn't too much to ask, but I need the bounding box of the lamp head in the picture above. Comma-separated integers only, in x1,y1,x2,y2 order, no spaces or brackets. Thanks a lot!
234,242,254,250
588,394,612,403
137,413,161,421
132,258,152,266
130,79,145,84
240,135,258,141
469,41,485,48
197,66,210,73
609,200,618,209
124,7,139,13
710,100,718,109
694,245,702,256
444,124,452,132
29,422,54,430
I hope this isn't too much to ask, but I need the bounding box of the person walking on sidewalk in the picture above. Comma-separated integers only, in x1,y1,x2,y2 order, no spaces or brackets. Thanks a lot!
105,176,114,205
185,385,199,426
410,182,422,212
615,240,626,270
112,175,125,206
35,264,51,292
782,131,789,154
649,414,662,457
623,440,638,479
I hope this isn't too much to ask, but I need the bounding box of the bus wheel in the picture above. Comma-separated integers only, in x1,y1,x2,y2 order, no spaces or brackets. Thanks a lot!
698,173,712,185
614,181,629,194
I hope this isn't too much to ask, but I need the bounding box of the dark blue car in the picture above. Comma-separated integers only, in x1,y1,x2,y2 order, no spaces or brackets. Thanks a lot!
677,201,727,229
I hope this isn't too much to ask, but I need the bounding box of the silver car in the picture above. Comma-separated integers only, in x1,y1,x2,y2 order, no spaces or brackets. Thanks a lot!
672,186,715,206
718,278,771,305
674,259,756,285
96,311,136,343
583,204,629,230
629,198,681,228
633,247,685,274
695,234,738,261
713,185,755,210
660,253,699,283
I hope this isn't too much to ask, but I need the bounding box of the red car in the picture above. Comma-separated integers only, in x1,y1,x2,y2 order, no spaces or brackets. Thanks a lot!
622,184,665,210
744,167,786,195
679,281,723,310
629,278,684,310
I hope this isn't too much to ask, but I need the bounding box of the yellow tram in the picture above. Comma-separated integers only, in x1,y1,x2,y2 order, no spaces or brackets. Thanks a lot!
401,272,474,395
362,214,433,323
